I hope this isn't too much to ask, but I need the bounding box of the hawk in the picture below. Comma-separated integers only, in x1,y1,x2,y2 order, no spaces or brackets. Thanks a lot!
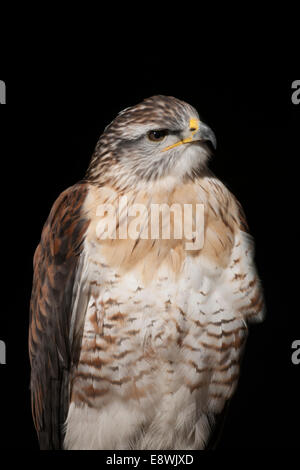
29,95,265,450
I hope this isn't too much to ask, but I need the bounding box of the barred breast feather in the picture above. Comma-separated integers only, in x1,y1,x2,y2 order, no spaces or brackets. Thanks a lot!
61,175,265,450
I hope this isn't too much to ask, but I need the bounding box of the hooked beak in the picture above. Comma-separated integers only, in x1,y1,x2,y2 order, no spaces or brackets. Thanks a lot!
162,118,217,153
194,122,217,150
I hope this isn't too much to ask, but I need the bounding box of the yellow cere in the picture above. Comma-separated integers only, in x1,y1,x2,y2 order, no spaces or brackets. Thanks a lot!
162,118,200,152
189,118,199,134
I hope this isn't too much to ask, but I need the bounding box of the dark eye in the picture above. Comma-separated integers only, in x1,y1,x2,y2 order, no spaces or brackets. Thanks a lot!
147,130,168,142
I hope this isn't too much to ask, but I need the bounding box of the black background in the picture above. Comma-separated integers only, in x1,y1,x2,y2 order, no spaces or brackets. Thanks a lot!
0,72,299,450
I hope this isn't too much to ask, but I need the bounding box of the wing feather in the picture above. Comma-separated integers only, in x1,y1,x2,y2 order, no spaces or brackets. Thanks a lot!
29,183,90,449
204,183,265,448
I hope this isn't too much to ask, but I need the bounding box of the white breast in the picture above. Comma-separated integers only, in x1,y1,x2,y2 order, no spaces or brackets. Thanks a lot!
64,236,246,450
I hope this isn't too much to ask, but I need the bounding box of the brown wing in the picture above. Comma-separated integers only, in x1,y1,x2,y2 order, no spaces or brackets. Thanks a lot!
29,183,90,449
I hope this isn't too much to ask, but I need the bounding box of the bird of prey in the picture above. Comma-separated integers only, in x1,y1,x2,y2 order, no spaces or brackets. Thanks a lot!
29,95,265,450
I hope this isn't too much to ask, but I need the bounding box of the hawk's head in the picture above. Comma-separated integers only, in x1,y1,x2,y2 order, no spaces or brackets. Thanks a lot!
86,95,216,190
